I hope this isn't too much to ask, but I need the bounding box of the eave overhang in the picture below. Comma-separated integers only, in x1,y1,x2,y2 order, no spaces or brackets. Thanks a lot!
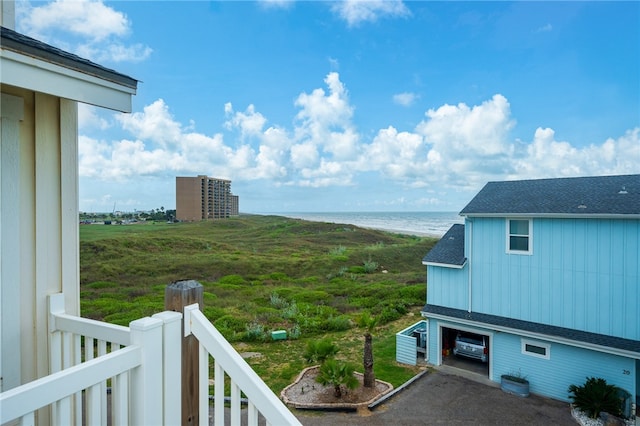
460,213,640,219
1,27,137,112
422,260,467,269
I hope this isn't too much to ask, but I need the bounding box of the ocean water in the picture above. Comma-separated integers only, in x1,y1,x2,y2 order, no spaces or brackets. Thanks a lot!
273,212,463,238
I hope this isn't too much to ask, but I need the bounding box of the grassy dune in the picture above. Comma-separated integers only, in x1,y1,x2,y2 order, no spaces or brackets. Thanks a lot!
80,214,437,390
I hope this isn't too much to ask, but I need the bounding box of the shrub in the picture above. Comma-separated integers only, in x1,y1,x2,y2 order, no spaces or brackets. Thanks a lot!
244,321,267,342
288,323,301,340
270,292,289,309
363,257,378,273
218,274,247,286
315,359,359,398
304,338,339,364
329,245,347,256
568,377,624,419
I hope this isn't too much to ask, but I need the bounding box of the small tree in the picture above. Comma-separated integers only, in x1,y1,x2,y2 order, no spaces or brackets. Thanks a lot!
358,312,378,388
315,359,359,398
304,338,339,364
568,377,624,419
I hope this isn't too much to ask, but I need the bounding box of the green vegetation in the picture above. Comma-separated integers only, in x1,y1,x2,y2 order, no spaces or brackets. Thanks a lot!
316,359,359,398
80,214,436,392
568,377,625,419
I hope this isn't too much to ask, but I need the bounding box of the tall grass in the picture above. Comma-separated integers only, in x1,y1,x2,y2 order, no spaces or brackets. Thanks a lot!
80,215,436,390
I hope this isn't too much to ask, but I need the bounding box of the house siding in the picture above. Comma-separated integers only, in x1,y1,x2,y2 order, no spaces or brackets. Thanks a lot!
396,320,428,366
469,217,640,340
492,332,636,402
426,265,468,310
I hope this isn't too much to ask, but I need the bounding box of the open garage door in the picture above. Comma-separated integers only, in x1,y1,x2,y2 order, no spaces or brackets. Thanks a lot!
442,326,489,377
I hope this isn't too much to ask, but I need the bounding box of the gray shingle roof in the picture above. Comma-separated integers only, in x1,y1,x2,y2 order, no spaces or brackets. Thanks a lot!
422,304,640,354
1,26,137,89
423,224,466,266
460,174,640,216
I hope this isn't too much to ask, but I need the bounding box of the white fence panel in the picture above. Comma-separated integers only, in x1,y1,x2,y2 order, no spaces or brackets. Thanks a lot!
184,304,302,426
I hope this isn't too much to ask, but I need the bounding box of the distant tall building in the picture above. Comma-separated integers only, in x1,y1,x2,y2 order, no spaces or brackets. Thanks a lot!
230,194,239,216
176,175,236,221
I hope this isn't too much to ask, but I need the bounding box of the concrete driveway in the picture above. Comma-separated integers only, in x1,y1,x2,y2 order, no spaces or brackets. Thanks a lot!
293,368,575,425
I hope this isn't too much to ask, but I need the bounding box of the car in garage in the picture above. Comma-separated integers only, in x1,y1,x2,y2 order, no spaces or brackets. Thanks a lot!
453,331,488,363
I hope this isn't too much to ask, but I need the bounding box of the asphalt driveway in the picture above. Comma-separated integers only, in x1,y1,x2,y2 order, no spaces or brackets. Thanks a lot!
293,368,575,425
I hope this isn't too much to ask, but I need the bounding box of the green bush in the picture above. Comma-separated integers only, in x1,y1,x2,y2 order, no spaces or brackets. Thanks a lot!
218,274,247,286
363,257,378,273
244,321,267,342
568,377,624,419
315,359,359,398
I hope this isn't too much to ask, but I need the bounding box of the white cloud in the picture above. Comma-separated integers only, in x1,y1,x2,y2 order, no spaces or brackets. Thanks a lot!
512,127,640,179
393,92,419,107
224,103,268,140
18,0,152,64
21,0,129,41
417,94,515,157
79,73,639,207
331,0,411,27
535,23,553,33
76,42,152,63
258,0,295,10
78,104,110,131
294,72,359,160
116,99,182,148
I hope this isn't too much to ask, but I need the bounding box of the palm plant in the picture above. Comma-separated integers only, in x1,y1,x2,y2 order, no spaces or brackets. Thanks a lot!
358,312,378,387
568,377,623,419
315,359,359,398
304,338,339,364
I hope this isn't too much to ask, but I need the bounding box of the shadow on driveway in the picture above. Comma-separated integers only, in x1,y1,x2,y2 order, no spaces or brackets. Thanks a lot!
293,369,574,425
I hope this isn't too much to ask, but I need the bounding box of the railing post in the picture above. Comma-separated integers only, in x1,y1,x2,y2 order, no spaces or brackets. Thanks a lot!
165,280,204,426
153,310,183,426
129,317,163,426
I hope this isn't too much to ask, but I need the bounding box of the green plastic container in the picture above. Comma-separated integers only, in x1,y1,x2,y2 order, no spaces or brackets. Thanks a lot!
271,330,287,341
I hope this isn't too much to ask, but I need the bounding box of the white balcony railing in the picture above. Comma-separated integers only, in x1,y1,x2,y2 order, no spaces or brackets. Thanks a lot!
184,303,302,426
0,293,182,425
0,294,301,426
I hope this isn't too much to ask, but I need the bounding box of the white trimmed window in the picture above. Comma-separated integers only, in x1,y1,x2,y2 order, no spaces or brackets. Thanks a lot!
521,339,550,359
506,219,532,254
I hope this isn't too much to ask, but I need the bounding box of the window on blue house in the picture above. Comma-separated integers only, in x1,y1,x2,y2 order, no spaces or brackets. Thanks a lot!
521,338,550,359
506,219,532,254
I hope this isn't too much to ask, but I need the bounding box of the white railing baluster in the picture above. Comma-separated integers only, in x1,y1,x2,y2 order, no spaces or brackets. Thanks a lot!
247,400,258,426
55,395,71,425
184,304,302,426
200,343,209,426
230,380,241,426
214,361,225,426
20,411,34,426
112,371,128,426
87,381,102,425
98,339,108,426
74,334,82,424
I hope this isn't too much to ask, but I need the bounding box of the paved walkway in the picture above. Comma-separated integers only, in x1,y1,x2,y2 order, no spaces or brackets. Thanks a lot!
293,368,575,425
210,368,575,425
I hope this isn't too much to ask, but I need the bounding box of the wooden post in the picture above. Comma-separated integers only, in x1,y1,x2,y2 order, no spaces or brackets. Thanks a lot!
165,280,204,426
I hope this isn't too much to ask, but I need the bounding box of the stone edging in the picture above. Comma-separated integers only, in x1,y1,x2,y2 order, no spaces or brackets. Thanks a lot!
368,368,430,410
280,365,395,411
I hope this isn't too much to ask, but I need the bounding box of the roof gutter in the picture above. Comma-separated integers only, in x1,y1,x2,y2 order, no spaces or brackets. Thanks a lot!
421,311,640,360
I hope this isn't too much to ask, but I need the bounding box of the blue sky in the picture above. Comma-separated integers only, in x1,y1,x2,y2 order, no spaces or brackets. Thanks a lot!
15,0,640,213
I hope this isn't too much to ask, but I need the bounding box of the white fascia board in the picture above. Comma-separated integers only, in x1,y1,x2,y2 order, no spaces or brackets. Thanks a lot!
421,311,640,360
422,260,466,269
460,213,640,220
1,49,135,112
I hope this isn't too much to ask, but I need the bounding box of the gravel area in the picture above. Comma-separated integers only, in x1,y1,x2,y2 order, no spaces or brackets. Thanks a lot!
281,366,393,409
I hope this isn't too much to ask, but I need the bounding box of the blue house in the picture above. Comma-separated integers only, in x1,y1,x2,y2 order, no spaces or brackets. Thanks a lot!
421,174,639,411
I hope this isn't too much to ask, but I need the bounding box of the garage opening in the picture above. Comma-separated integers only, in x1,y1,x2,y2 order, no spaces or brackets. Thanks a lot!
442,327,489,377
